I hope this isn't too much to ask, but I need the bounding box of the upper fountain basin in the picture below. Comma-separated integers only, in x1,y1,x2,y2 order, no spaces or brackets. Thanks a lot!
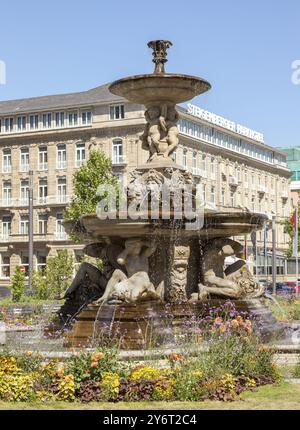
109,73,211,105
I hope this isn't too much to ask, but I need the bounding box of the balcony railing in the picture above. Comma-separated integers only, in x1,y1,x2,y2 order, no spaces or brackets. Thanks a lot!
56,161,66,169
2,165,12,173
20,164,29,173
75,159,85,168
0,195,71,208
0,235,9,242
55,232,67,240
112,156,126,165
38,162,48,171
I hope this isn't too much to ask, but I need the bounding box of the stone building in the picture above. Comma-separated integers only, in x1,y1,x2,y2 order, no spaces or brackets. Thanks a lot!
0,83,292,285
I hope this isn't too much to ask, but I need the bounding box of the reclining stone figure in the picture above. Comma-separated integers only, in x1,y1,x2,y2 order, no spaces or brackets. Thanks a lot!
197,238,264,300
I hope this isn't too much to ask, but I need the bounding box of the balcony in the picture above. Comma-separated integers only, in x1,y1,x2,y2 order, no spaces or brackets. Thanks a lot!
75,159,85,168
229,176,239,187
38,163,48,171
56,161,66,170
36,195,71,205
20,164,29,173
2,165,12,174
0,198,13,207
0,235,9,242
54,232,68,240
112,156,127,166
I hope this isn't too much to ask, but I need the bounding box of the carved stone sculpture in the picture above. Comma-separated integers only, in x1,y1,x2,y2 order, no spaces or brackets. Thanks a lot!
199,238,264,300
166,244,190,303
93,238,161,305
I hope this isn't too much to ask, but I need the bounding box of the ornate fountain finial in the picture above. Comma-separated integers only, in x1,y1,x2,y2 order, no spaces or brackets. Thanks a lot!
147,40,173,74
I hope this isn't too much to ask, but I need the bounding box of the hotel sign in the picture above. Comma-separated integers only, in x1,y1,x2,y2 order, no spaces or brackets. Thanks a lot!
187,103,264,144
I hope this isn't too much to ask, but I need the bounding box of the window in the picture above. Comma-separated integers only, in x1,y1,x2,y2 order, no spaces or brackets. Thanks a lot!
38,214,48,235
20,148,29,172
55,112,65,128
192,152,197,174
57,144,66,169
112,139,125,164
75,142,86,167
210,186,216,204
3,181,12,205
56,213,66,239
37,255,47,271
210,157,216,179
110,105,125,120
172,150,177,163
20,215,29,235
68,112,78,127
200,154,206,173
42,113,52,129
0,255,10,278
237,167,242,182
230,190,236,207
183,149,187,168
38,146,48,170
2,216,11,240
20,179,29,205
221,188,226,206
57,177,67,203
29,114,39,130
2,148,11,173
5,118,13,133
17,116,26,132
20,254,29,276
38,179,48,204
82,111,92,125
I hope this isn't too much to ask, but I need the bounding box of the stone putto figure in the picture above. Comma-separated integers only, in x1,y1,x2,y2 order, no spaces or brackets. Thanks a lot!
140,105,179,161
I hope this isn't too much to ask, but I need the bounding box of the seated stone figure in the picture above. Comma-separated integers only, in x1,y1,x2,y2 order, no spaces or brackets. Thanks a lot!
93,238,161,305
198,238,264,300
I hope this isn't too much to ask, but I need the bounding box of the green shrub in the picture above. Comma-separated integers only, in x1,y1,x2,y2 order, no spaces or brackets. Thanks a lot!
10,266,25,302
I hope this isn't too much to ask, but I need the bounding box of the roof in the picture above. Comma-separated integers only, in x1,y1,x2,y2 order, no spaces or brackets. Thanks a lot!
0,83,124,115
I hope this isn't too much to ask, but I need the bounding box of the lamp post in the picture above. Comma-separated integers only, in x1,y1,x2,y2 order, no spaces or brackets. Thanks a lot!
272,216,276,296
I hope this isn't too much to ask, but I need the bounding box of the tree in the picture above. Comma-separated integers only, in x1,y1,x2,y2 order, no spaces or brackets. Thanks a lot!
44,250,74,298
11,266,25,302
64,150,119,222
283,203,300,257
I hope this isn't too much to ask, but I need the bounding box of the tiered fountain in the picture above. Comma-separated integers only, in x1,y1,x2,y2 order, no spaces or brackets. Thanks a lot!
61,41,280,349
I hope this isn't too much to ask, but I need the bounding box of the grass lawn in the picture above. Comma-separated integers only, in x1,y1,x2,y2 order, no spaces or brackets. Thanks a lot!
1,382,300,410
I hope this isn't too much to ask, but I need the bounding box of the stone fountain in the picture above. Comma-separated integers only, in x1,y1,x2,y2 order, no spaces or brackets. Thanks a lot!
60,41,280,349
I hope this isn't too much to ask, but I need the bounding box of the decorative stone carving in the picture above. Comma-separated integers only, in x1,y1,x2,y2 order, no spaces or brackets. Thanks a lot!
198,238,264,300
93,238,161,304
166,244,190,303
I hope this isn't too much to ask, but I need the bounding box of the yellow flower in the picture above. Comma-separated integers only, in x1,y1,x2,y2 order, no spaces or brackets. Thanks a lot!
25,351,33,357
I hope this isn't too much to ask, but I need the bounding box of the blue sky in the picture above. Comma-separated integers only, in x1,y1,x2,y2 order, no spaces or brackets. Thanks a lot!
0,0,299,148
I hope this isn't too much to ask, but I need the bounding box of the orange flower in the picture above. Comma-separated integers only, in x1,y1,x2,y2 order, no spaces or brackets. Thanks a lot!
219,324,226,333
92,352,105,361
236,316,244,326
214,317,223,325
231,319,239,328
168,353,185,362
91,361,98,367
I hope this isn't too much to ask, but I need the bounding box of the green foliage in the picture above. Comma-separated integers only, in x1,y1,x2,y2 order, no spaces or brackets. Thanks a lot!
10,266,25,302
283,202,300,257
32,269,49,300
32,250,74,299
64,150,119,223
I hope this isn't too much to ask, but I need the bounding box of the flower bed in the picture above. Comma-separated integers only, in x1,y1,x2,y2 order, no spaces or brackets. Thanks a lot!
0,304,281,403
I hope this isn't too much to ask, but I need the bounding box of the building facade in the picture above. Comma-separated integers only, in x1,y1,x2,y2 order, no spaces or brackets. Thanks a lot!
0,84,293,285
